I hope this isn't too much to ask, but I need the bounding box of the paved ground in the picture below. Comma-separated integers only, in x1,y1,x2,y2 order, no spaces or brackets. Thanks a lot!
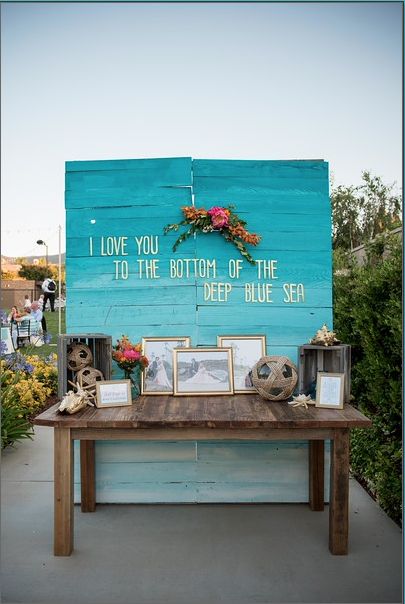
1,426,402,604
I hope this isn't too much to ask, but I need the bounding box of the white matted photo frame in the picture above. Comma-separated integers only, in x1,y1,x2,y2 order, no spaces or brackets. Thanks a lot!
95,380,132,408
315,372,345,409
173,347,234,396
217,335,266,393
141,337,191,395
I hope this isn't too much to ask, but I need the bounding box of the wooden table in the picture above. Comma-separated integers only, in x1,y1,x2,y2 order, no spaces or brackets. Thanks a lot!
34,395,371,557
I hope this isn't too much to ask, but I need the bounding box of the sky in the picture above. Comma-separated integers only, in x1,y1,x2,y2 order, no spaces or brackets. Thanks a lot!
1,2,402,257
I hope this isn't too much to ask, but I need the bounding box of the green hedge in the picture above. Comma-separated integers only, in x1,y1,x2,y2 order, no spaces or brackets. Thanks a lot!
333,235,402,524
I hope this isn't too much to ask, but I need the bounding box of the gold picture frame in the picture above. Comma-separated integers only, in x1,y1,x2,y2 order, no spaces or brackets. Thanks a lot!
95,380,132,408
315,372,345,409
217,335,266,393
173,347,234,396
141,336,191,395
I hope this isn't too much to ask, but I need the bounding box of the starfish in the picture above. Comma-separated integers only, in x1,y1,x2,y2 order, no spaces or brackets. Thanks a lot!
288,393,314,410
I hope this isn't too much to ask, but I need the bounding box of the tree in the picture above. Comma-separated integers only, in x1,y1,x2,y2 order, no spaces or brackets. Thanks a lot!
331,172,402,251
18,265,55,282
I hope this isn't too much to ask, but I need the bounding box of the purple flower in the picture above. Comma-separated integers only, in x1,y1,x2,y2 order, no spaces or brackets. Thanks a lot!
45,353,56,365
0,340,8,356
44,334,52,344
5,352,34,374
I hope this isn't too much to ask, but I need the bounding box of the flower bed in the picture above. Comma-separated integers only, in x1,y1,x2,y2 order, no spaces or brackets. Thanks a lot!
1,349,58,449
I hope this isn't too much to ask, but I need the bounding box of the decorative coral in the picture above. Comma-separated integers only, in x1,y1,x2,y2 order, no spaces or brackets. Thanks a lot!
309,324,340,346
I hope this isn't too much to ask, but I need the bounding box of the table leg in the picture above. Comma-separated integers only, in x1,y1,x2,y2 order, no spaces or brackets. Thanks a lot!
54,427,74,556
309,440,324,511
329,429,350,555
80,440,96,512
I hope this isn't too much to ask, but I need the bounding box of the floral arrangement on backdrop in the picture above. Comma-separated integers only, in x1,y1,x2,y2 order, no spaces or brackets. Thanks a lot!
164,205,261,264
112,336,149,382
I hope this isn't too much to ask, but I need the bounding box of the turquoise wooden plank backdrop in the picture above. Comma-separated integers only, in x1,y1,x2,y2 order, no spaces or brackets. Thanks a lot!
65,156,332,503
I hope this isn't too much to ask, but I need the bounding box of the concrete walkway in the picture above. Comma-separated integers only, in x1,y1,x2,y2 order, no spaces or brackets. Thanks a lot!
1,426,402,604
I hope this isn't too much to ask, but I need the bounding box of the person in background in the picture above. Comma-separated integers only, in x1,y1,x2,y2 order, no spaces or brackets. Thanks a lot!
8,306,21,323
41,276,57,312
31,301,46,333
23,295,31,310
38,294,45,311
11,307,42,349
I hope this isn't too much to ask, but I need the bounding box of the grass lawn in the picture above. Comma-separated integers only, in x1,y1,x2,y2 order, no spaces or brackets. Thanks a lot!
35,309,66,358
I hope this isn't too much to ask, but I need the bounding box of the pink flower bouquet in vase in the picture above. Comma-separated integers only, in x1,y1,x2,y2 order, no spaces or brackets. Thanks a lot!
112,336,149,400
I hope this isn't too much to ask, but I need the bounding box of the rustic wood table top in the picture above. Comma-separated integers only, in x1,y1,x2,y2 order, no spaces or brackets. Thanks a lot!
34,395,372,430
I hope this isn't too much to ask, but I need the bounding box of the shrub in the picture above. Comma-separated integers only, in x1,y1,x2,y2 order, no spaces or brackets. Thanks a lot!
1,373,34,449
334,234,402,524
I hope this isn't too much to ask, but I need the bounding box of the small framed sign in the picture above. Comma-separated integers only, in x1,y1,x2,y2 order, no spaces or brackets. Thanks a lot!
95,380,132,408
315,372,345,409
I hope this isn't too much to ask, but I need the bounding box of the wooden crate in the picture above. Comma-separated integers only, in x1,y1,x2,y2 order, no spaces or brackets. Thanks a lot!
57,334,112,398
298,344,351,403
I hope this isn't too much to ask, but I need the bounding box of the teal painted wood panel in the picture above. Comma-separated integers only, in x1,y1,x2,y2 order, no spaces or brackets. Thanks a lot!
66,156,192,175
73,441,331,503
66,157,332,503
192,158,328,179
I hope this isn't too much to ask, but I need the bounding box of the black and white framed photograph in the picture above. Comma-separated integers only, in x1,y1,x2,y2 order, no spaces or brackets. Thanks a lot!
141,337,191,394
315,372,345,409
173,347,234,396
217,335,266,393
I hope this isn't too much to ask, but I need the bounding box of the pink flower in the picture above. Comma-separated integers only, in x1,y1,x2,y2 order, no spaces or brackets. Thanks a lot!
208,206,229,229
123,349,141,361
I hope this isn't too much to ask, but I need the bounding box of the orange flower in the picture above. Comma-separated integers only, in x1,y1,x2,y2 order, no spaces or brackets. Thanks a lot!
228,224,261,246
182,206,207,220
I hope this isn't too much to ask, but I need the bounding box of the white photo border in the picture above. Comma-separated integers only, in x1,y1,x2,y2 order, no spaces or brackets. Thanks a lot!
315,372,345,409
141,336,191,395
173,347,234,396
217,335,266,393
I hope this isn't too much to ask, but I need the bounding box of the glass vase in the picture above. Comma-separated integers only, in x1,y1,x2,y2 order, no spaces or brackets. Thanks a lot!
124,366,141,401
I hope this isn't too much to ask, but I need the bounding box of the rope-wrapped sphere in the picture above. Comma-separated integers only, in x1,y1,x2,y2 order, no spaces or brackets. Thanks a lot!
251,356,298,401
66,343,93,371
75,366,104,393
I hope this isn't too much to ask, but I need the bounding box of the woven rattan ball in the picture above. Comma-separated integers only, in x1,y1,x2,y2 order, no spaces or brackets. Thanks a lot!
251,356,298,401
75,366,104,392
66,343,93,371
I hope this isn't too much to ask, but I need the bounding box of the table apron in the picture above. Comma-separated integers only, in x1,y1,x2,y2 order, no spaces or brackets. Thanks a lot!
70,427,335,441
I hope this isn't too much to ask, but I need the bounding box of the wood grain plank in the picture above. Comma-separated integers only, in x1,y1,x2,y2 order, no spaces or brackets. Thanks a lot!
309,440,325,511
34,399,372,430
70,428,335,441
192,159,328,179
80,441,96,512
54,428,74,556
329,429,350,554
66,156,192,176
